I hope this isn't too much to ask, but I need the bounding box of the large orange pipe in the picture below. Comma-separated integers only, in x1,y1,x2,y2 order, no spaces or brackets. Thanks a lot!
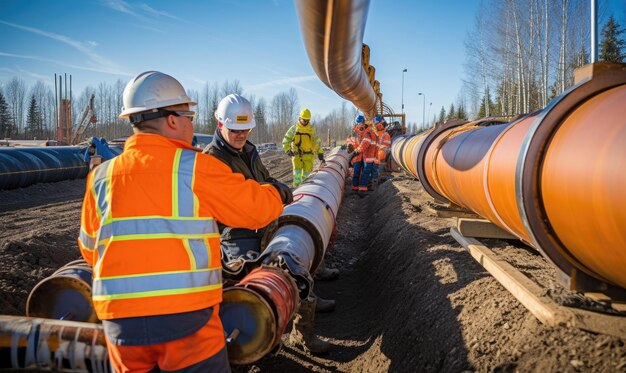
391,63,626,290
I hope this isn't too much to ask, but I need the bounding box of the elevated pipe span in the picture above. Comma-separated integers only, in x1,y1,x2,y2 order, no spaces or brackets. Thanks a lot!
391,63,626,291
296,0,377,118
220,147,350,365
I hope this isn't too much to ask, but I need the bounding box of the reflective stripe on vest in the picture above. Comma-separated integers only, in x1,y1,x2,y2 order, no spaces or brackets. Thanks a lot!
92,268,222,301
90,149,221,301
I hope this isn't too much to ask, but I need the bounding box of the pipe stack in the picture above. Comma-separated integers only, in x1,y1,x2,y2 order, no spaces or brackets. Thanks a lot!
391,63,626,293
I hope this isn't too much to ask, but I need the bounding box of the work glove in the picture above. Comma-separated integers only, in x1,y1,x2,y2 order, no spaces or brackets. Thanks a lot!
267,180,294,205
346,143,355,153
286,149,296,157
318,153,325,162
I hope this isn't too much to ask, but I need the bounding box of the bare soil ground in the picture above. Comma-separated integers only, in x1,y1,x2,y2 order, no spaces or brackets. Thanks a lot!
1,150,624,372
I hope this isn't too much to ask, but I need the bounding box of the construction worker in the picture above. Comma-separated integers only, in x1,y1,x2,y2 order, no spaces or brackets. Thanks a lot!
202,93,292,262
77,71,287,372
282,108,325,188
204,94,334,355
354,115,377,192
371,115,391,189
347,115,366,191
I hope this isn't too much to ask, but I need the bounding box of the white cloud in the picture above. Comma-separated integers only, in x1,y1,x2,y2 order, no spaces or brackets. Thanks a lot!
247,75,317,90
0,52,132,76
0,20,123,74
101,0,136,16
139,3,183,21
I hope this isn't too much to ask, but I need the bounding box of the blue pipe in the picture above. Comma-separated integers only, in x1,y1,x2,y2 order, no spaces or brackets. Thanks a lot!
0,138,123,190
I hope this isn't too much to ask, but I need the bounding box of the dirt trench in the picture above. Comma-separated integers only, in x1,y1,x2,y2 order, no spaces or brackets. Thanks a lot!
0,152,625,372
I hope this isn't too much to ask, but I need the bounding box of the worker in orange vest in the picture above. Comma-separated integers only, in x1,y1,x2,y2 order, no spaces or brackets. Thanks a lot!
371,115,391,189
354,115,377,192
77,71,286,372
346,115,366,191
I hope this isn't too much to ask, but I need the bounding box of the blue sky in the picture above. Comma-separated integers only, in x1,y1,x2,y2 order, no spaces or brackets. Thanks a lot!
0,0,624,127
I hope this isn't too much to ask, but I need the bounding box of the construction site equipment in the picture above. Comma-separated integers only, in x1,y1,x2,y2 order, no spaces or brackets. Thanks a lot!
70,94,97,145
219,147,351,364
27,259,97,323
391,63,626,295
0,315,110,371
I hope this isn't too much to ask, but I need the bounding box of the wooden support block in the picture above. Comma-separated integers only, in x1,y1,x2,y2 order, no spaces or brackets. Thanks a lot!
423,202,480,219
457,218,517,240
451,227,626,339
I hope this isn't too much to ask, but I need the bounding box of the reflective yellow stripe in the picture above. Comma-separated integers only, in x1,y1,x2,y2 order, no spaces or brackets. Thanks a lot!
172,149,182,217
97,266,221,281
99,232,219,244
92,283,222,301
183,239,197,269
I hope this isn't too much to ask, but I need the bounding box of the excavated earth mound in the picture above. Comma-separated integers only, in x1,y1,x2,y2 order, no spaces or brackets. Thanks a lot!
1,152,625,372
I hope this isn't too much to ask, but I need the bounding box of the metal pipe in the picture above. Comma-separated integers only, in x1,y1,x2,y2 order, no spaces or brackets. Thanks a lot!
0,315,110,371
0,146,89,190
391,63,626,290
0,140,123,190
295,0,377,118
222,147,351,365
219,266,298,365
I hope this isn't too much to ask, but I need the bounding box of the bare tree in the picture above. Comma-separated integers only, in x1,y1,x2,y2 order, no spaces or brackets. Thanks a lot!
5,77,26,137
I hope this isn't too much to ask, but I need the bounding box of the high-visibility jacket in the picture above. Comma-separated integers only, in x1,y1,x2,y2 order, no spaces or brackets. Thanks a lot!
282,121,324,155
78,133,283,320
356,126,377,163
375,129,391,164
346,129,364,164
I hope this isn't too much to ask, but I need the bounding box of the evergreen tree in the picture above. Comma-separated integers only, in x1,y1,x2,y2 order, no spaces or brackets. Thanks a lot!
0,91,14,138
457,104,467,120
25,95,43,139
438,106,446,124
600,15,625,63
447,103,456,120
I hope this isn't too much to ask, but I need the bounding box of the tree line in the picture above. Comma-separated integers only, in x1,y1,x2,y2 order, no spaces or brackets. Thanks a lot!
0,77,358,146
447,0,625,122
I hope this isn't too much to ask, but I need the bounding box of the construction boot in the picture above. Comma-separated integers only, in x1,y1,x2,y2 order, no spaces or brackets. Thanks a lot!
314,294,336,313
289,297,331,355
316,265,339,281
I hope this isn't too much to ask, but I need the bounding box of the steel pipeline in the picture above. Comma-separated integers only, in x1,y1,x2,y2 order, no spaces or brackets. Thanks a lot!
391,63,626,291
221,147,350,365
295,0,377,118
0,138,123,190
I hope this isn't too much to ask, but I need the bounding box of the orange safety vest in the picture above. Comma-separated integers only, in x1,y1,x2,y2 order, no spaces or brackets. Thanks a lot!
346,129,364,164
375,129,391,164
78,133,283,320
357,127,378,163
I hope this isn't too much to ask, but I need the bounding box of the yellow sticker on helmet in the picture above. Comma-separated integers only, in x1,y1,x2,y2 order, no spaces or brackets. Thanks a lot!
236,115,248,123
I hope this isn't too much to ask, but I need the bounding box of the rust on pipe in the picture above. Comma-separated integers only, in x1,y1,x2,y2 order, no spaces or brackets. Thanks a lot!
295,0,377,118
391,63,626,290
220,266,298,365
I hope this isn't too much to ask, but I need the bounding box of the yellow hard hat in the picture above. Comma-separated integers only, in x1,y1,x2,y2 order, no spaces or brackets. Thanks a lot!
299,108,311,120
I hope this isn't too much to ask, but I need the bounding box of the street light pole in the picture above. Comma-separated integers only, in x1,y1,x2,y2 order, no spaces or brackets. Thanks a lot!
401,68,407,114
418,92,426,129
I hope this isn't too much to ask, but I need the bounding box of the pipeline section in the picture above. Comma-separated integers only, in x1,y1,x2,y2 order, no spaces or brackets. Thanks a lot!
0,138,122,190
0,315,110,372
295,0,377,118
391,63,626,292
219,147,351,364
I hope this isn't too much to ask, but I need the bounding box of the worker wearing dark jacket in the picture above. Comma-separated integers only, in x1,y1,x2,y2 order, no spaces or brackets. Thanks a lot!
203,94,292,260
204,94,333,355
79,72,286,372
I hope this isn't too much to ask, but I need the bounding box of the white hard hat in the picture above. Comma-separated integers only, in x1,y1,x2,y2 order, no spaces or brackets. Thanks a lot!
119,71,196,118
215,94,256,130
